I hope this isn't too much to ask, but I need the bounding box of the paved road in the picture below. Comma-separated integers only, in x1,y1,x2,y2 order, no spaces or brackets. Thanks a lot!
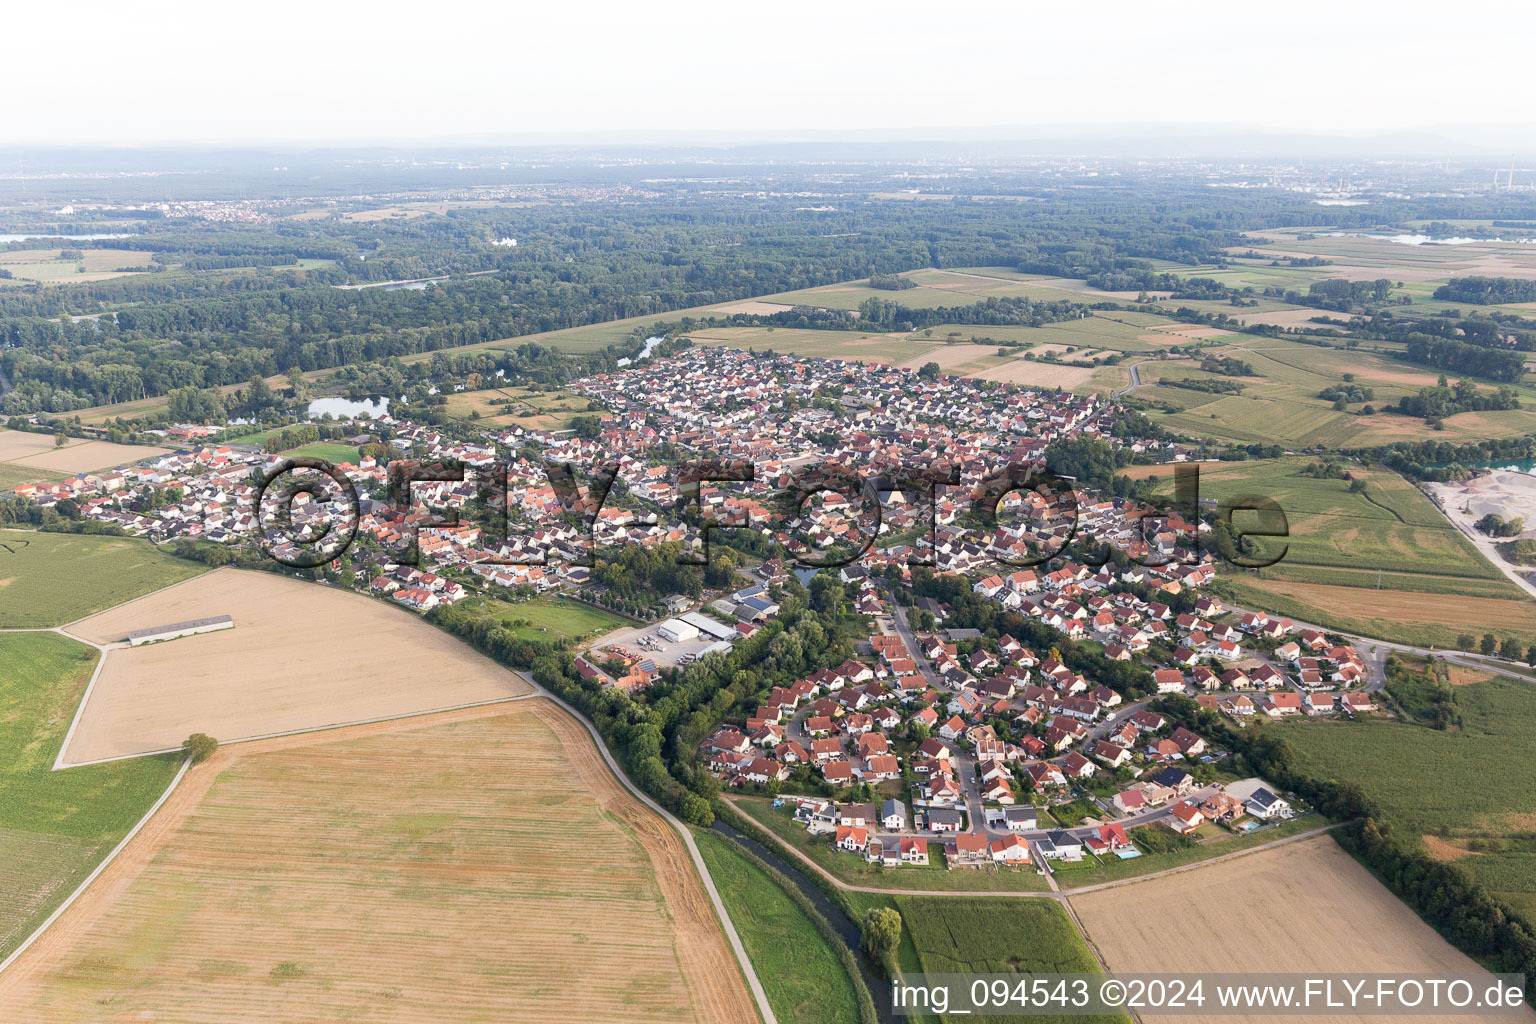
890,601,1002,836
1111,360,1145,398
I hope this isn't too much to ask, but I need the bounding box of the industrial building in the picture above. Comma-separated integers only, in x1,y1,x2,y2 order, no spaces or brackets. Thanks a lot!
656,618,701,644
126,614,234,647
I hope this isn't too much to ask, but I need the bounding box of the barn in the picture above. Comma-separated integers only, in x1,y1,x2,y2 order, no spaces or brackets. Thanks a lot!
126,614,234,646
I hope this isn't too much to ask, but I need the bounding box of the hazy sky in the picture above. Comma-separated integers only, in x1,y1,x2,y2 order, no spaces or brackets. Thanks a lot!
11,0,1534,146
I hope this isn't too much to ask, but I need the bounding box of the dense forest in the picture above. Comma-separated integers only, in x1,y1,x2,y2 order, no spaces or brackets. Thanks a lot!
1433,276,1536,305
0,180,1309,415
5,166,1536,422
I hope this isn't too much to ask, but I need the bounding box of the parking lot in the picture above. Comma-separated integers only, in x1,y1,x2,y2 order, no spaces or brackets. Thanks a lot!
593,623,722,669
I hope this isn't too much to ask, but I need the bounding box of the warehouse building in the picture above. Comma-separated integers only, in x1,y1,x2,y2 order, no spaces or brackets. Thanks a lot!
656,618,701,644
126,614,234,647
678,611,737,641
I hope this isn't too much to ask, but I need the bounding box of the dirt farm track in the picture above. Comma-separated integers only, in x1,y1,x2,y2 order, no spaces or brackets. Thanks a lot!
59,568,534,765
0,700,758,1023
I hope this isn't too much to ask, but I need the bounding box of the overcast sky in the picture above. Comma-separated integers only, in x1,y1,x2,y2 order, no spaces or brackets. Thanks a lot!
10,0,1534,146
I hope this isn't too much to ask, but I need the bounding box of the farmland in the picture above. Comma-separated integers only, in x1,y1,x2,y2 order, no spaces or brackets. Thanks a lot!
438,384,592,430
767,268,1101,311
1073,836,1503,1024
277,440,365,463
0,428,169,480
0,700,760,1023
0,463,64,492
1224,576,1536,651
399,311,678,361
895,896,1127,1024
693,828,860,1024
60,568,532,764
0,528,206,628
1137,457,1536,646
1153,458,1502,580
689,327,944,364
0,632,179,959
1275,675,1536,913
0,247,154,285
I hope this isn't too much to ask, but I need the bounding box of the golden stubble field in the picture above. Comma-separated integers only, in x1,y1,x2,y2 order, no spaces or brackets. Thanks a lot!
1241,578,1536,636
60,568,533,764
0,701,757,1023
0,429,168,476
1072,836,1531,1024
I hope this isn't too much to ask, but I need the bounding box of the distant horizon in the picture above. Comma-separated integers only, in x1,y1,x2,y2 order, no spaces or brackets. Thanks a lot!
0,126,1532,170
2,122,1533,155
9,0,1536,152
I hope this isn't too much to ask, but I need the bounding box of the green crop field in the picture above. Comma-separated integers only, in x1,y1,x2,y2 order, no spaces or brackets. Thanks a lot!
0,631,181,957
912,314,1164,354
1143,458,1536,647
765,268,1097,311
1274,674,1536,913
0,527,206,627
694,828,861,1024
1137,330,1536,447
895,896,1129,1024
401,311,684,362
1153,458,1498,581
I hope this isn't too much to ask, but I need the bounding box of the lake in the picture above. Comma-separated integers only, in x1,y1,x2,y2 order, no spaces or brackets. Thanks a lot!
616,335,666,367
307,396,389,419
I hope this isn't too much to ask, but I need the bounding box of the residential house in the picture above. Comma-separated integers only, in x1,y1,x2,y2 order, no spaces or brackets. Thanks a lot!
1166,800,1204,835
1244,787,1293,821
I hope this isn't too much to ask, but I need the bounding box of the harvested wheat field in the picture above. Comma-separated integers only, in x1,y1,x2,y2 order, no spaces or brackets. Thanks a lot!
1242,578,1536,636
973,359,1098,388
0,430,168,475
59,568,532,764
0,700,758,1024
895,342,997,371
1147,325,1233,340
1073,835,1529,1023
